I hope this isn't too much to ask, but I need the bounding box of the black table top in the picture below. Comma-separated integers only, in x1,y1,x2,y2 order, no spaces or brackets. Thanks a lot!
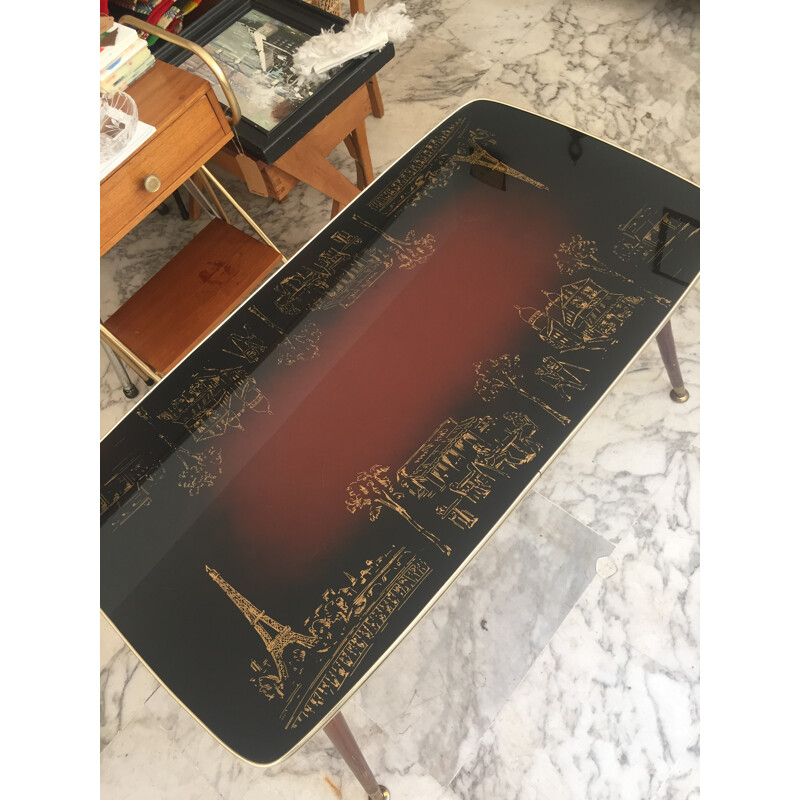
100,99,700,766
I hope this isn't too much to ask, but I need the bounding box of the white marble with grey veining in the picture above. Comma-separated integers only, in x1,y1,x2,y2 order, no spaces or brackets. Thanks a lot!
100,0,700,796
448,443,699,800
353,492,612,786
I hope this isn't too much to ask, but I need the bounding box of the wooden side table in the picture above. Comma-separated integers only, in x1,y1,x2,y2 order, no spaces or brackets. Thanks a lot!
100,60,233,257
101,56,284,392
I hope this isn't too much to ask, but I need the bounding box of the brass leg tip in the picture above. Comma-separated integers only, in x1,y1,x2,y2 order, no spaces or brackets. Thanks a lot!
670,388,690,404
368,787,390,800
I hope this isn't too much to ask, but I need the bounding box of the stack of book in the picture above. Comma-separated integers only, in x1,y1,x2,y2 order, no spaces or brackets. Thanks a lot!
100,22,155,94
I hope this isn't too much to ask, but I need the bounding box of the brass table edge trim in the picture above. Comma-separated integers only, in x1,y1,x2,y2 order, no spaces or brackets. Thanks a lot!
461,97,700,188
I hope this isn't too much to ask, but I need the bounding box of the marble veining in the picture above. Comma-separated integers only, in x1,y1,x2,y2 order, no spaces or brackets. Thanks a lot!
100,0,700,796
449,444,700,799
353,492,613,785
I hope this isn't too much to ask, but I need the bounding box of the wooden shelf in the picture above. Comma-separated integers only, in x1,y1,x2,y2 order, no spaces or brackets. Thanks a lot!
104,219,282,376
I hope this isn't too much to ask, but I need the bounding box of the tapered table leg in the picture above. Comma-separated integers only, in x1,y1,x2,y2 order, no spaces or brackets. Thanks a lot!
655,320,689,403
323,712,390,800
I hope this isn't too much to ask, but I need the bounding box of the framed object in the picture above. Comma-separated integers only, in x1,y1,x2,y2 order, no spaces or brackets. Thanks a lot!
154,0,394,161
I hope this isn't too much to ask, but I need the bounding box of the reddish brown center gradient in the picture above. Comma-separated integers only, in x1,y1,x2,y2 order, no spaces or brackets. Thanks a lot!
218,184,570,581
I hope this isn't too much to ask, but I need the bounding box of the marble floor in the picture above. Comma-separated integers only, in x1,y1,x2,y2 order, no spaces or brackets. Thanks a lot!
100,1,700,797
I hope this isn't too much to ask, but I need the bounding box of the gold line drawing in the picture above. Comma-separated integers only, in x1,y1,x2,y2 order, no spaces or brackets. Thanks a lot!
283,546,431,729
222,324,271,364
100,451,165,524
398,412,543,530
155,366,271,442
346,465,453,556
474,354,571,426
452,132,550,192
273,231,363,315
175,445,223,496
247,304,283,333
368,119,549,215
312,224,437,312
352,214,436,270
311,251,396,312
535,356,590,401
205,547,431,729
471,411,544,476
368,118,468,216
206,566,318,695
614,205,699,265
246,305,323,366
398,416,494,501
555,234,671,307
515,278,643,353
132,406,227,498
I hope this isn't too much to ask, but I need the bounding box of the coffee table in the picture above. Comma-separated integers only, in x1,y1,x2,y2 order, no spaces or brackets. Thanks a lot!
100,99,699,799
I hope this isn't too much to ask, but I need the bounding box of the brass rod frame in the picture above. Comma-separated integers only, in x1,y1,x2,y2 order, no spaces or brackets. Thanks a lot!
184,175,226,220
115,18,285,256
192,169,231,224
100,323,162,383
198,165,287,261
117,16,242,127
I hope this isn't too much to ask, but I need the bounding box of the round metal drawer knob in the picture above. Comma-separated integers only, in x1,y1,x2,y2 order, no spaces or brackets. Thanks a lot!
143,174,162,193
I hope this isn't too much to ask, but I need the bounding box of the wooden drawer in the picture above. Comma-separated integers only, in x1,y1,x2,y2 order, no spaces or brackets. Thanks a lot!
100,67,232,255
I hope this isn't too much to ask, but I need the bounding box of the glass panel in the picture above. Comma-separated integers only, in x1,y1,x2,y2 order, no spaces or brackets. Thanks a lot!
181,8,342,132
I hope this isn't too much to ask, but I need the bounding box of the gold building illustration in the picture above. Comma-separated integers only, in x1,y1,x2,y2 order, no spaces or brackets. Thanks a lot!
398,413,542,530
352,214,437,270
274,230,362,315
245,305,323,366
312,249,396,312
367,120,549,215
397,416,494,500
614,205,699,264
451,136,550,192
205,547,431,729
516,278,642,352
368,117,467,216
206,566,318,696
156,365,271,442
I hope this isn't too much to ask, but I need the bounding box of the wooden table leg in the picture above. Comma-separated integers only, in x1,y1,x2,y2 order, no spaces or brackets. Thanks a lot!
344,120,375,189
366,76,384,118
323,712,390,800
349,0,385,118
275,143,361,209
656,320,690,403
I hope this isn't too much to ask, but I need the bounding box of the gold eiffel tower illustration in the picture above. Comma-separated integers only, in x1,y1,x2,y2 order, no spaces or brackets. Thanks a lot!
452,142,550,191
205,566,317,684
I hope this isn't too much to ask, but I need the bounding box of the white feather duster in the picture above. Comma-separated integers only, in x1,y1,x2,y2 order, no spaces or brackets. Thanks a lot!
292,3,414,84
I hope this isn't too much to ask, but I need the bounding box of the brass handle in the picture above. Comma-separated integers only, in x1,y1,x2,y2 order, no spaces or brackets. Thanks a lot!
143,174,161,193
118,15,241,128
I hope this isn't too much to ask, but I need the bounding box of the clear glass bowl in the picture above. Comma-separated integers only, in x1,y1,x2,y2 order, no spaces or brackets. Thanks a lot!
100,91,139,165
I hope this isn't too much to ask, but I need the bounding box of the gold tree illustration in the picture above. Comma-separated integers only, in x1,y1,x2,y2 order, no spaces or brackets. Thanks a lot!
474,354,570,427
556,234,669,307
346,465,452,556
